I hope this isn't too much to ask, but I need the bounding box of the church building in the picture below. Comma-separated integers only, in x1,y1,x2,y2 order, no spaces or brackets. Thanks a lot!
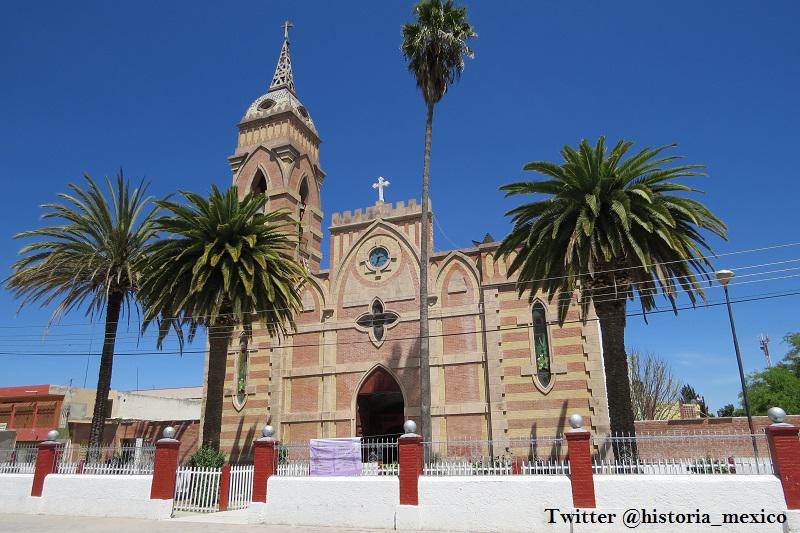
210,27,610,461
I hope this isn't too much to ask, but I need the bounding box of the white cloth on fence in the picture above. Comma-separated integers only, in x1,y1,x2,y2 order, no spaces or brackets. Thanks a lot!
309,438,362,476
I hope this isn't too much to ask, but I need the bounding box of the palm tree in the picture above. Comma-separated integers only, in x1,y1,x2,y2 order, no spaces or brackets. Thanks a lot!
496,137,727,442
401,0,476,442
139,185,305,451
6,173,157,450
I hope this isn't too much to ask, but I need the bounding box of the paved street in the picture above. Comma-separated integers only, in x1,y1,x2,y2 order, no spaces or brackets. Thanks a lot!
0,513,462,533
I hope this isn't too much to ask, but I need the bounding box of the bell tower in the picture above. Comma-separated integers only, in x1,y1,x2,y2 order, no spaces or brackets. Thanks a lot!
228,21,325,271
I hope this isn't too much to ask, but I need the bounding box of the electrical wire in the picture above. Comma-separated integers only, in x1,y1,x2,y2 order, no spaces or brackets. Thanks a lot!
0,287,796,358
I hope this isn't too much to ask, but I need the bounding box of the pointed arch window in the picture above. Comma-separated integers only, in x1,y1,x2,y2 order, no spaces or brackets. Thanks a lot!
234,331,250,409
298,178,309,222
251,170,268,213
532,301,552,387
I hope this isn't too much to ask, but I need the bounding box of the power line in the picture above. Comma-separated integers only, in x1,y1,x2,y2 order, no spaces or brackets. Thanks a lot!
0,287,797,358
3,252,799,339
0,268,796,346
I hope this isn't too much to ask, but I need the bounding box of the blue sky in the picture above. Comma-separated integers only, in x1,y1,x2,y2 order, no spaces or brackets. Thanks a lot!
1,1,798,411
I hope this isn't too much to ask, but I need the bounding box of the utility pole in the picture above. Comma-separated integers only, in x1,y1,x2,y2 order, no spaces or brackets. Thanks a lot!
758,334,772,367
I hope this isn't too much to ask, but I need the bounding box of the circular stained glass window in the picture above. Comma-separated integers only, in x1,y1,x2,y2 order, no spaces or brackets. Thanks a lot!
369,247,389,269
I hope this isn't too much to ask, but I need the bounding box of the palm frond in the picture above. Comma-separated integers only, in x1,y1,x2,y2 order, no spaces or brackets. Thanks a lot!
139,185,306,348
496,137,728,323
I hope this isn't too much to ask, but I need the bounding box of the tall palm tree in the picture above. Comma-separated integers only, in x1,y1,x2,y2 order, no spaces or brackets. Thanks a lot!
496,137,727,442
6,173,157,450
402,0,476,442
139,185,305,451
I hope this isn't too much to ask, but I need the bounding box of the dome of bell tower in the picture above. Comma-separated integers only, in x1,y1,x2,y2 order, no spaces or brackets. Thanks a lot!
239,22,317,135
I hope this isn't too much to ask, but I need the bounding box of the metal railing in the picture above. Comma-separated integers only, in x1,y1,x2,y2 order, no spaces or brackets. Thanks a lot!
424,437,568,476
591,431,773,475
276,437,399,477
0,444,38,474
55,443,156,475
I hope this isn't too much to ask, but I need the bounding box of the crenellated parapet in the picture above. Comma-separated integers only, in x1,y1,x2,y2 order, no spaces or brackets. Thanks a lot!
330,199,429,231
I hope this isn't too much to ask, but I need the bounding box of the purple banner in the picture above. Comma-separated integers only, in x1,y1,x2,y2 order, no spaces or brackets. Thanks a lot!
309,438,362,476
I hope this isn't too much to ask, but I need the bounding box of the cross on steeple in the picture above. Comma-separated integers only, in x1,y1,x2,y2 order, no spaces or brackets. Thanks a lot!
372,176,390,203
282,20,293,41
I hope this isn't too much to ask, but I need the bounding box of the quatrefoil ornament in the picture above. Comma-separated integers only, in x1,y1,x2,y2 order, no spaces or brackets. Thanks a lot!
355,297,399,347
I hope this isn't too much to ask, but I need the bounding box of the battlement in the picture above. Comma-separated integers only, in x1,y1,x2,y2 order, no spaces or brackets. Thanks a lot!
330,199,427,229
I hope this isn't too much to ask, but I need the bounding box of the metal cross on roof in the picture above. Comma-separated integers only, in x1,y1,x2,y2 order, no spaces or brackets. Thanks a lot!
372,176,390,203
283,20,293,41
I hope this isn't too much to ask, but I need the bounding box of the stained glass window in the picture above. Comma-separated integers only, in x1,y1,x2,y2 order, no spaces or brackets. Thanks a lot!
532,302,552,387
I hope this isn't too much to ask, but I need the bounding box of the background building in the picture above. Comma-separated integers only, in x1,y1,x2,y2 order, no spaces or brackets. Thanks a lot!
0,384,201,461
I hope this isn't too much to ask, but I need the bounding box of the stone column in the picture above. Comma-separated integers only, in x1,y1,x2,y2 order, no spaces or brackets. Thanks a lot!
399,421,424,506
31,430,60,497
565,414,596,508
150,426,180,500
252,426,278,503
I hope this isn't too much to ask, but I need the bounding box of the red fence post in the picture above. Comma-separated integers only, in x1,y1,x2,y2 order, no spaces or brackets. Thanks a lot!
565,414,596,508
253,425,278,503
219,463,231,511
150,426,180,500
765,407,800,509
31,430,60,497
399,420,423,506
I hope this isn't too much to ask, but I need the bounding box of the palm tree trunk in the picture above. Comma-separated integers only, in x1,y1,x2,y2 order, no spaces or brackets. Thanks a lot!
593,297,637,459
419,102,434,444
203,319,235,451
87,291,123,452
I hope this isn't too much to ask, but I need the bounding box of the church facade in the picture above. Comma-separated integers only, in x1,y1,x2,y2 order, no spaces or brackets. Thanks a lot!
208,29,610,461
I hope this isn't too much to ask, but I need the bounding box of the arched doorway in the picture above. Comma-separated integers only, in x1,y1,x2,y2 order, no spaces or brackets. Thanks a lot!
355,366,405,438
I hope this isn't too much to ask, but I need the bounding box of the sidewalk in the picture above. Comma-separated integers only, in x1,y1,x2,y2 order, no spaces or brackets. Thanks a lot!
0,513,465,533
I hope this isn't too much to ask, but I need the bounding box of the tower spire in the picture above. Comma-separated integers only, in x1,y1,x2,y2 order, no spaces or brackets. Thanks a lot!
269,20,296,94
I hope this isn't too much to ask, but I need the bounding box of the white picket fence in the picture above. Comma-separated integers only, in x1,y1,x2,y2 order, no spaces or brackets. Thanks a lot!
0,461,36,474
0,445,38,474
276,461,398,477
173,466,221,513
173,464,254,513
228,465,254,510
425,461,514,476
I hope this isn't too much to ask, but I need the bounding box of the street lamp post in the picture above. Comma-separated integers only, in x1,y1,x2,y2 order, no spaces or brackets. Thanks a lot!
715,269,760,467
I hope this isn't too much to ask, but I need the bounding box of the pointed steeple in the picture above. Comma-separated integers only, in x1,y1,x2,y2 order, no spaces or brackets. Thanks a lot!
269,21,296,94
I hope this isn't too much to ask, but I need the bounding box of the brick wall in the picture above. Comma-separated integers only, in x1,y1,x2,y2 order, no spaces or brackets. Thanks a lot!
69,419,199,462
632,416,800,459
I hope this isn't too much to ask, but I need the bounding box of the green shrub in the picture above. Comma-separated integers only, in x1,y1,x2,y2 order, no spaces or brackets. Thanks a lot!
188,445,226,468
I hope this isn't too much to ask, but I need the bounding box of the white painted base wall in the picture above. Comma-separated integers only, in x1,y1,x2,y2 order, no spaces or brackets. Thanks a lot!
248,476,399,529
0,474,172,520
399,476,574,532
593,475,787,533
0,474,38,515
249,475,790,533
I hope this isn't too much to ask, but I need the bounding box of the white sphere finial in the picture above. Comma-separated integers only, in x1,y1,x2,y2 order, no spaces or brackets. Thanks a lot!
768,407,787,425
403,420,417,435
162,426,176,439
46,429,59,442
262,425,274,438
568,414,584,431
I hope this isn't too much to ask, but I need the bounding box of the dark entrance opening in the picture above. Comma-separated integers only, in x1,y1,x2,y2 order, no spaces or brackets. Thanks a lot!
356,366,404,437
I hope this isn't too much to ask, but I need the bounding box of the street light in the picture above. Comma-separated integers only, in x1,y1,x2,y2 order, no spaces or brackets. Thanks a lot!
715,269,760,466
